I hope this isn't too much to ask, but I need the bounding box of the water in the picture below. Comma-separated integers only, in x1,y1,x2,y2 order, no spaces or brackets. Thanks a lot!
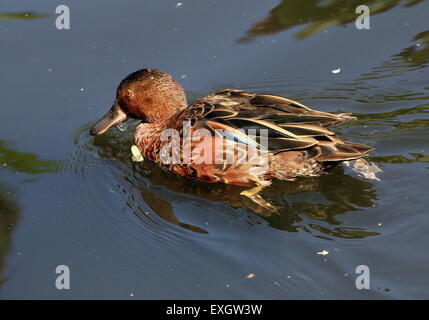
0,0,428,299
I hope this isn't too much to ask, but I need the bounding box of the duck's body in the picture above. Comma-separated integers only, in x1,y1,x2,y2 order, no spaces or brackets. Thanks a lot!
133,88,372,187
90,69,372,190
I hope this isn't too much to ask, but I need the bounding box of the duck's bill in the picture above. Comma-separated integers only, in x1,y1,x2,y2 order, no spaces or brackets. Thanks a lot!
90,101,128,135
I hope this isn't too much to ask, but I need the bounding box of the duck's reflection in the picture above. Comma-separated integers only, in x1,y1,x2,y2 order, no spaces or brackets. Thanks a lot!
91,131,380,239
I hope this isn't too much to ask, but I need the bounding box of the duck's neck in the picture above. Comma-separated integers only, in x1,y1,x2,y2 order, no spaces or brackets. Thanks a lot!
142,80,188,124
144,101,187,124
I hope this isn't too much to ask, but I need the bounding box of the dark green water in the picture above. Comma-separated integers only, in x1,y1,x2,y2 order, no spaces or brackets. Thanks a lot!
0,0,428,299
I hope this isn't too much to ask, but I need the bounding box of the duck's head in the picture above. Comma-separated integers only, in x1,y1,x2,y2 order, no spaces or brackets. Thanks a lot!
90,69,187,135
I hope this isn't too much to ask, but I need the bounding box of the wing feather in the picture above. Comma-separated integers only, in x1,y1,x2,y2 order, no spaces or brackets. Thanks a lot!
178,89,371,160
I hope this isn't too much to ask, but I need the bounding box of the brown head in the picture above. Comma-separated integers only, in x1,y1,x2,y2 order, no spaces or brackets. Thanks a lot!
90,69,187,135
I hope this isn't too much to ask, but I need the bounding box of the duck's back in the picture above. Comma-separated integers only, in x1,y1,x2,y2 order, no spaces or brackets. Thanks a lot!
186,89,369,151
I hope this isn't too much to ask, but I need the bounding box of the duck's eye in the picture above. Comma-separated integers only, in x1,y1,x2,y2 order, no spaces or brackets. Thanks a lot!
125,90,133,97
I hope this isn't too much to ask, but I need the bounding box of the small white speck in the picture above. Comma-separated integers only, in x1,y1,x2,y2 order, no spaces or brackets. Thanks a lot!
181,75,187,79
378,222,382,226
317,250,329,256
331,68,341,74
48,68,52,72
416,43,421,47
175,2,183,7
80,88,85,92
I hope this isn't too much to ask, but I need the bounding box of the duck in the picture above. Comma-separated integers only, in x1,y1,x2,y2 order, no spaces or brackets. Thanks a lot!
90,69,373,209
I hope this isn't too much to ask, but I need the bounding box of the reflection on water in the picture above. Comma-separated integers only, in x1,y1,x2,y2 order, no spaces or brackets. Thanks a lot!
351,105,429,139
0,12,47,20
238,0,426,42
0,141,59,175
266,170,380,239
0,188,19,285
75,123,380,240
370,153,429,163
0,10,47,20
0,0,48,20
0,141,57,285
358,30,429,80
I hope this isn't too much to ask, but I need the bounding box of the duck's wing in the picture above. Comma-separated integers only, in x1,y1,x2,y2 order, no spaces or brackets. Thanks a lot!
180,89,372,160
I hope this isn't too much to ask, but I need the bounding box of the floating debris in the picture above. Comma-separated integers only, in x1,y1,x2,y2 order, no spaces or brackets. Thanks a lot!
331,68,341,74
246,273,255,279
131,145,144,162
317,250,329,256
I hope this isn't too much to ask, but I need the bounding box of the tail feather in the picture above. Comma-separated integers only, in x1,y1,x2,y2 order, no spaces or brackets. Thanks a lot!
314,139,373,162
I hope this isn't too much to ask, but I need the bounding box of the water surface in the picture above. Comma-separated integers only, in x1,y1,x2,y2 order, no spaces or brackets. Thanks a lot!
0,0,428,299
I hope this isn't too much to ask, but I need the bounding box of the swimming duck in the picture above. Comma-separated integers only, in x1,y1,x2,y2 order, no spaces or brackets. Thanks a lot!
90,69,372,208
